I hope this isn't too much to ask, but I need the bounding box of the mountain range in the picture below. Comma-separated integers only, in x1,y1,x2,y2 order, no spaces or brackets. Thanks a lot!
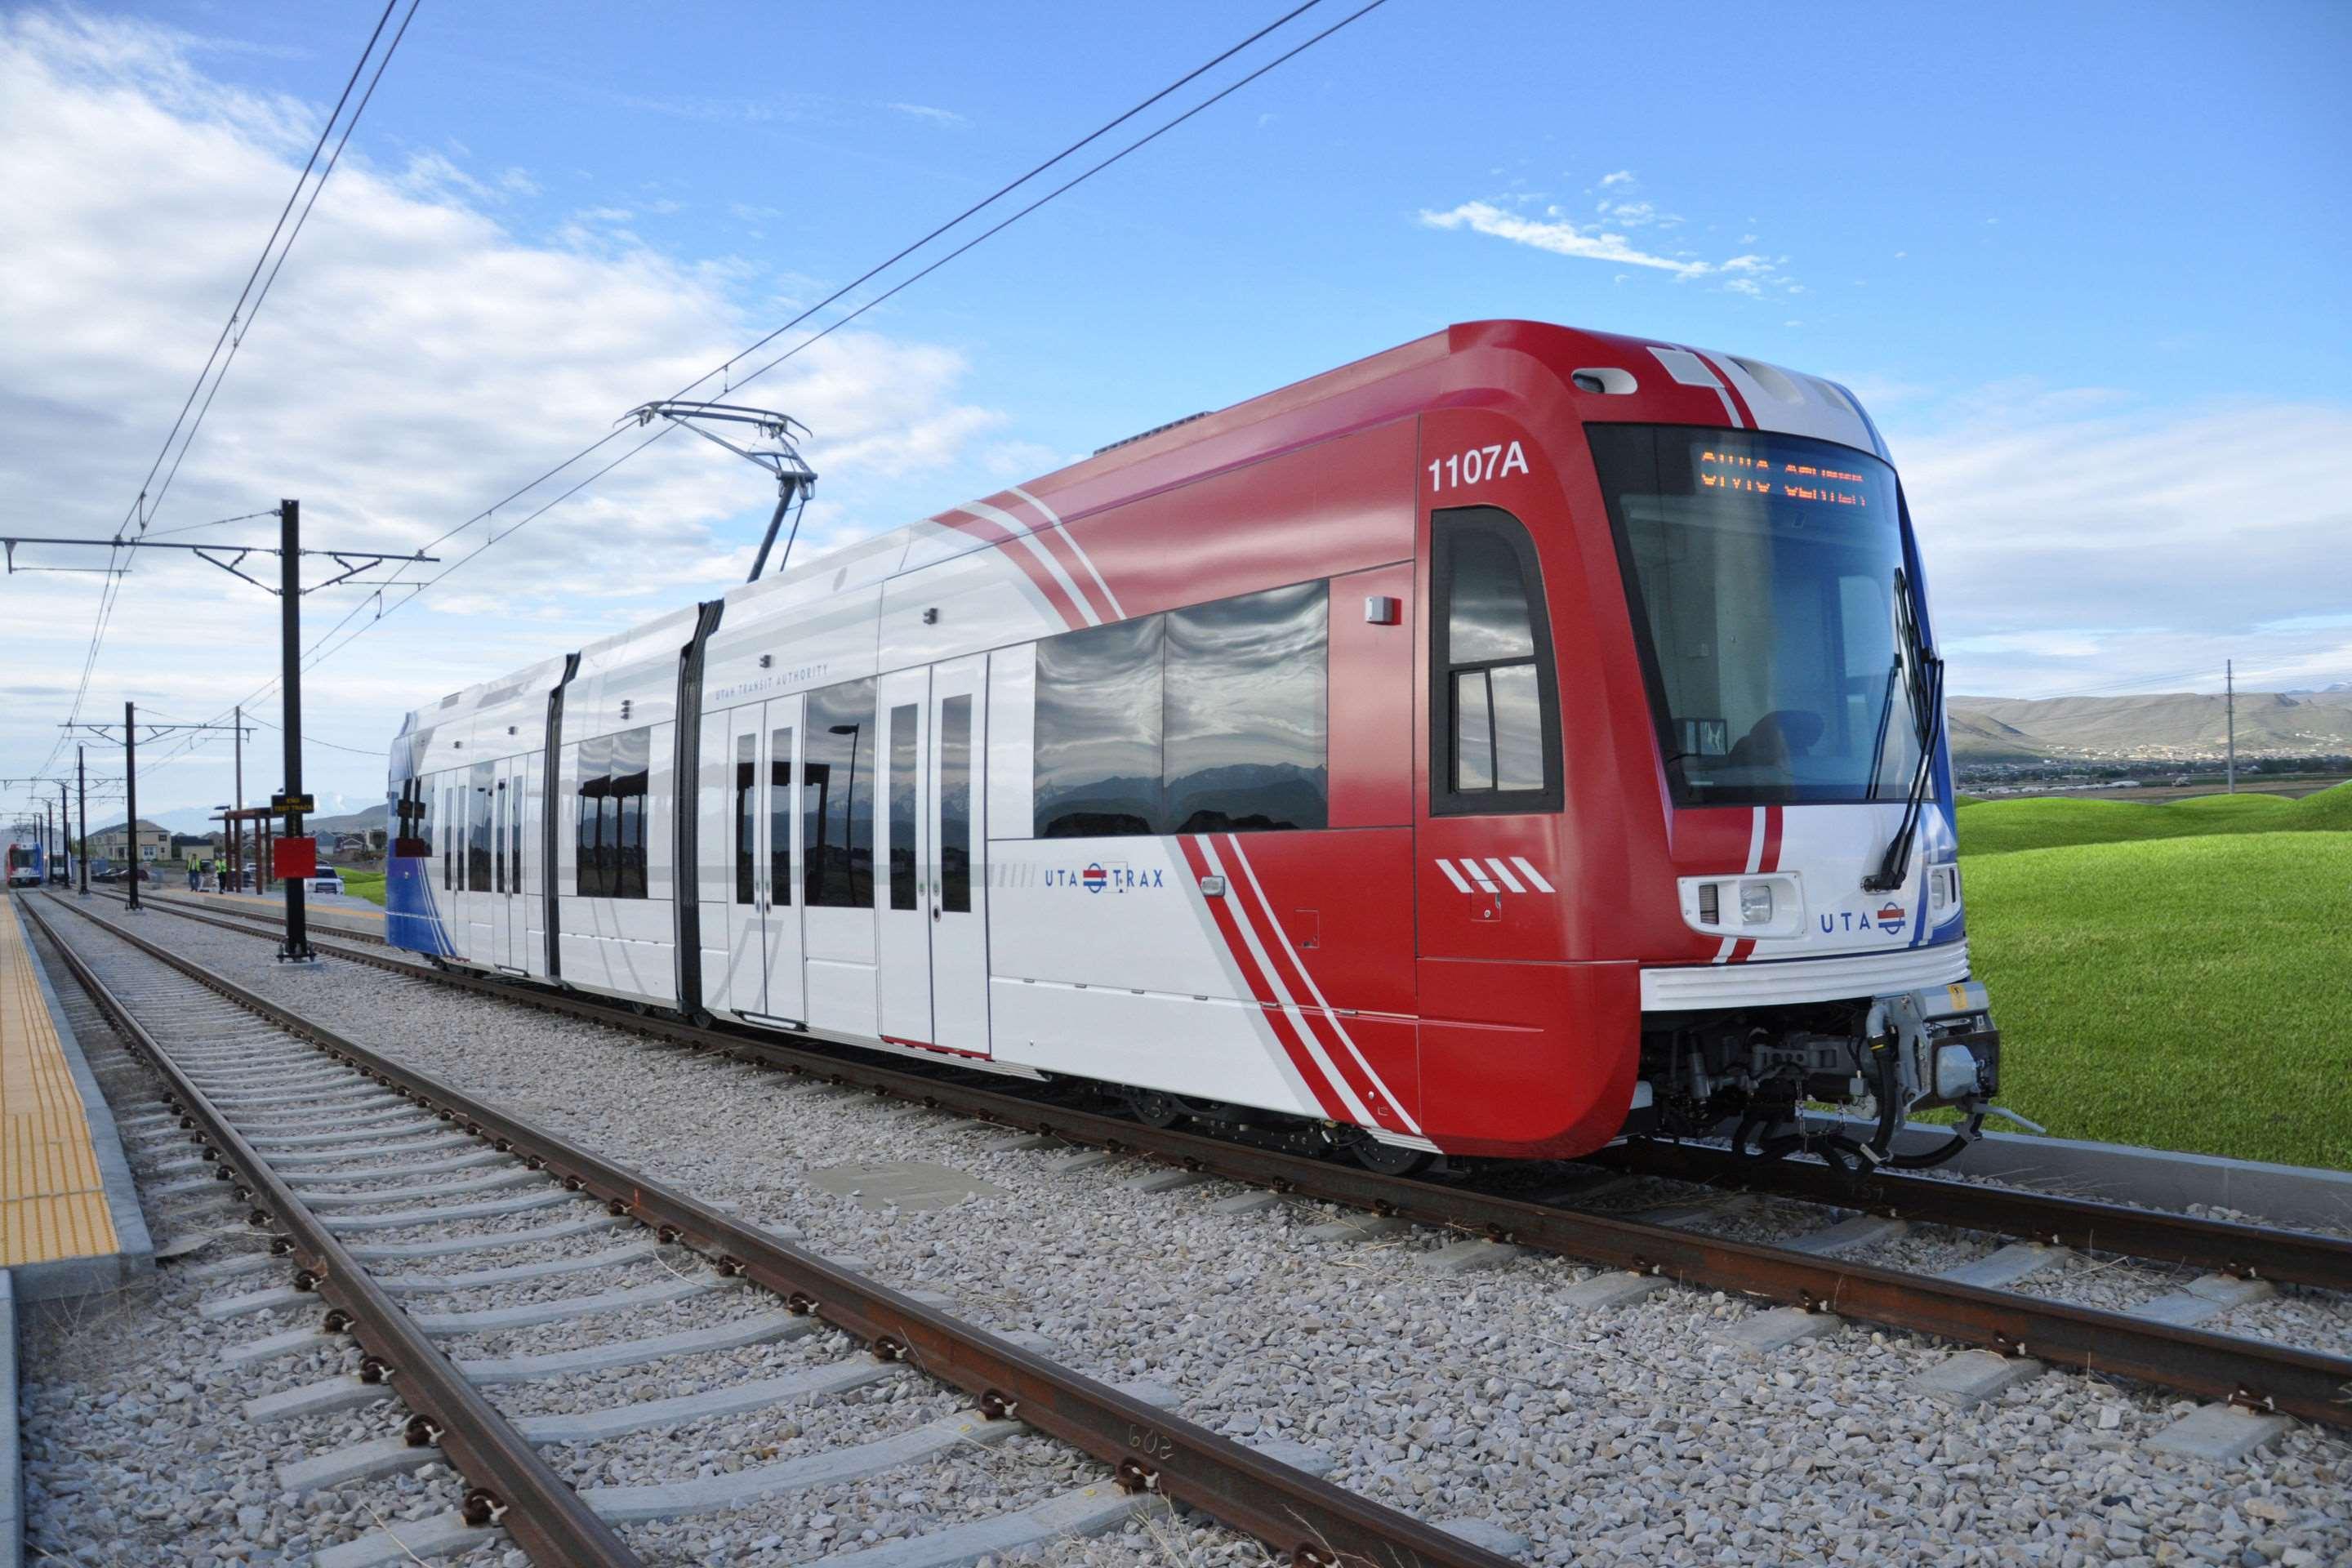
1948,688,2352,761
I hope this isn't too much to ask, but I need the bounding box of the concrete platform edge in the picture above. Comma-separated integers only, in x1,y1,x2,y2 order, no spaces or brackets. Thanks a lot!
16,905,157,1303
1808,1115,2352,1232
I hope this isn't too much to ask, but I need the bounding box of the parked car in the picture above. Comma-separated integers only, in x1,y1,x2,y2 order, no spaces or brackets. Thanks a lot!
306,869,345,894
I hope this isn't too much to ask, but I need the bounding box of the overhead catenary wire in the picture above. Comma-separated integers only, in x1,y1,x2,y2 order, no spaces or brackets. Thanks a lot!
134,0,1390,786
44,0,415,773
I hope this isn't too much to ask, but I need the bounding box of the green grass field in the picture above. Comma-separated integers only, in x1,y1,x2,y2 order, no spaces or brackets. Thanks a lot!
334,869,387,907
1955,783,2351,1169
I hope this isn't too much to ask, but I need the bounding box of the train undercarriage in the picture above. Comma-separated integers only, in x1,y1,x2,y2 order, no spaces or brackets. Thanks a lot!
1637,980,2005,1175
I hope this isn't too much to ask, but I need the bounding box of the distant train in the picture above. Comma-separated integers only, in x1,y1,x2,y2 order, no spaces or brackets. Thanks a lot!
386,321,2000,1174
6,833,48,889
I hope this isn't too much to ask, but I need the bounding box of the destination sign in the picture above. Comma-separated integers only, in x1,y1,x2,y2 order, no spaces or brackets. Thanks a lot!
271,793,317,814
1695,446,1873,510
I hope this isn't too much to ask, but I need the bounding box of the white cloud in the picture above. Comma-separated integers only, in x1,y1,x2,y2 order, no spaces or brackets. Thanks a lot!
0,11,1020,815
1598,169,1636,187
1421,188,1800,297
1418,200,1710,276
1892,388,2352,695
886,101,967,129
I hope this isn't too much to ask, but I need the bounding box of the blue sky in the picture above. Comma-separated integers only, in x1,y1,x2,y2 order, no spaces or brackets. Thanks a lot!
3,2,2349,822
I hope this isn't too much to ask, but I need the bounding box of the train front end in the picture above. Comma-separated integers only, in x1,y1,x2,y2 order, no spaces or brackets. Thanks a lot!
1564,341,2002,1173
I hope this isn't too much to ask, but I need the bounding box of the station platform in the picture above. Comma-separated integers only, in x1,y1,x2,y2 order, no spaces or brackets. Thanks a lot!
0,894,153,1301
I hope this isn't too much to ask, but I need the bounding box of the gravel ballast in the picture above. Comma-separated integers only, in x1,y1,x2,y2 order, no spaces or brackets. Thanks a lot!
24,903,2352,1566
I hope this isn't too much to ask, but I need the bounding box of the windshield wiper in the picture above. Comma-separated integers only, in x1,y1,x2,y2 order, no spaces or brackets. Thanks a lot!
1863,568,1944,893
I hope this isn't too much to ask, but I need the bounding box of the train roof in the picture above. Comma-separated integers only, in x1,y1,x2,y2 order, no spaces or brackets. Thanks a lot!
396,319,1886,747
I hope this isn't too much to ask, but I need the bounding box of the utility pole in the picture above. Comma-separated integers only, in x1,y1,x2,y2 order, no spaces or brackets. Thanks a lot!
123,700,140,911
278,498,314,964
56,782,69,884
234,703,244,893
76,746,88,895
13,506,427,943
2226,659,2236,795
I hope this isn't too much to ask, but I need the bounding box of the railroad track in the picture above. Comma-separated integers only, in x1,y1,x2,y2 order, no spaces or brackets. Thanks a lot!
80,888,2352,1434
29,893,1515,1567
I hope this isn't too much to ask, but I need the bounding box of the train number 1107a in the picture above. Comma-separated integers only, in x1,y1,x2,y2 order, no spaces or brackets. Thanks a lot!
1428,440,1530,494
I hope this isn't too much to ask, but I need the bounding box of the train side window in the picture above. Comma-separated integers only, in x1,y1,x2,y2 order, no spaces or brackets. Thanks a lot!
468,762,494,892
441,782,453,890
493,781,506,894
576,736,610,898
768,726,793,906
887,703,920,910
938,696,972,913
610,726,651,900
1432,508,1561,814
733,733,756,905
1033,615,1165,836
802,679,876,907
1165,581,1328,832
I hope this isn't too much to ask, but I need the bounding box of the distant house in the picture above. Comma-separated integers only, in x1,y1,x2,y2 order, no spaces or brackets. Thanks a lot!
89,818,172,864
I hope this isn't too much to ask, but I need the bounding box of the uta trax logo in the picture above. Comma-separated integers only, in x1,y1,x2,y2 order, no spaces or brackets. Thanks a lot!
1044,862,1164,894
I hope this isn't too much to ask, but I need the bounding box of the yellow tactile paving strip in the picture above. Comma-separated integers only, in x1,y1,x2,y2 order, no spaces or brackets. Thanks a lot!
0,895,121,1265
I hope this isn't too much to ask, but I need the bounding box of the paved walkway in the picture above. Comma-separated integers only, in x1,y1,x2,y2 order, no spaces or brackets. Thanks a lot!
0,895,118,1268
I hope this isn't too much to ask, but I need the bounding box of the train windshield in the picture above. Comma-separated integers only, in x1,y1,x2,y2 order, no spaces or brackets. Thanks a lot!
1591,425,1926,807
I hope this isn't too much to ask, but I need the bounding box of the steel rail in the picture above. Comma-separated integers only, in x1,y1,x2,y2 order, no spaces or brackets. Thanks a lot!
77,891,2352,1426
20,897,644,1568
42,893,1517,1568
111,889,2352,1290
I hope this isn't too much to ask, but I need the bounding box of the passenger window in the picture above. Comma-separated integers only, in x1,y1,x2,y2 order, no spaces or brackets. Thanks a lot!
733,733,755,906
938,697,972,913
468,762,494,892
802,679,875,907
768,727,792,906
1165,581,1328,832
1433,509,1560,813
576,735,610,898
888,703,920,911
1034,617,1164,837
609,727,651,900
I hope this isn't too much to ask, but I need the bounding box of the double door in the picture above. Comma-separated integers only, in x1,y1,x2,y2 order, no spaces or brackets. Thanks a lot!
484,755,533,973
724,657,989,1054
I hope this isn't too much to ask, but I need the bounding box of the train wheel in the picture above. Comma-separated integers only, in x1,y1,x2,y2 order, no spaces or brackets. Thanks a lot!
1350,1136,1434,1177
1123,1089,1184,1129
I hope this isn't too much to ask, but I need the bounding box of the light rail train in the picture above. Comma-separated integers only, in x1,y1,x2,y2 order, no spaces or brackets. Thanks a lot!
385,320,2001,1174
7,832,49,889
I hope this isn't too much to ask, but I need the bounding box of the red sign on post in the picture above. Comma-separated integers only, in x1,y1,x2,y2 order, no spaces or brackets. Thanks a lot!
274,835,318,879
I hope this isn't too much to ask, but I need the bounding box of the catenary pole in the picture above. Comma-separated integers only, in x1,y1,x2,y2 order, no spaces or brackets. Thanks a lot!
234,703,244,892
57,782,69,884
76,746,88,895
123,702,140,912
279,498,313,962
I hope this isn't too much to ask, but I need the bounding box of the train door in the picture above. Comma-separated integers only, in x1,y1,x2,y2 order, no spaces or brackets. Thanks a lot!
518,752,543,977
928,657,990,1057
757,697,805,1024
491,771,512,969
720,705,768,1016
875,670,933,1045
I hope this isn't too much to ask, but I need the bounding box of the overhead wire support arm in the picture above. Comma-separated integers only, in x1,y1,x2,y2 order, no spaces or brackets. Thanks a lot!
0,536,438,593
624,400,817,584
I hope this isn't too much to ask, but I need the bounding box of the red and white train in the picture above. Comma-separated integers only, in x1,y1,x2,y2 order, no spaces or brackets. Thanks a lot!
387,319,2000,1174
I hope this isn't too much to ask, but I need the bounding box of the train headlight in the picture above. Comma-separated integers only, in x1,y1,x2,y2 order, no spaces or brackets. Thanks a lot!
1739,882,1774,925
1929,864,1959,912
